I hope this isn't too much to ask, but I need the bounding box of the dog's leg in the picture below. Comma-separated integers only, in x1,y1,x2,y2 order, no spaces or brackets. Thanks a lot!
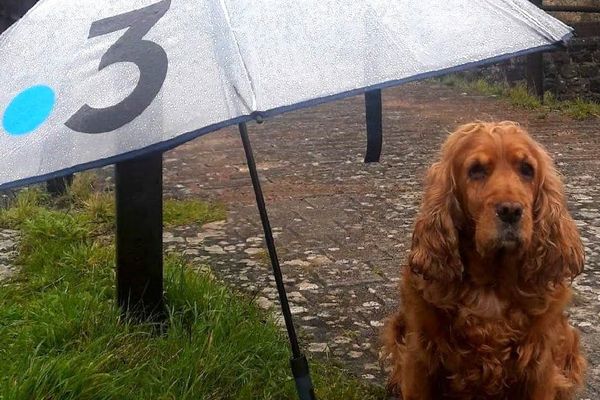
383,311,438,399
397,330,438,400
383,311,407,396
529,381,557,400
399,352,435,400
523,318,585,400
527,346,560,400
554,325,586,400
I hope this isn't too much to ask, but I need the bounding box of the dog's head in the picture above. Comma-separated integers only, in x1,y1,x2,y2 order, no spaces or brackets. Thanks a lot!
452,122,537,254
409,122,583,293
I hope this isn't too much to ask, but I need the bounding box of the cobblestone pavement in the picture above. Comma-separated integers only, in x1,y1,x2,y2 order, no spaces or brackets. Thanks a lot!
0,230,19,282
162,80,600,398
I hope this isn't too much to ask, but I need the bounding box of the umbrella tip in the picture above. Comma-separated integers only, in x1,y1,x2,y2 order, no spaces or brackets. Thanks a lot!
251,112,265,124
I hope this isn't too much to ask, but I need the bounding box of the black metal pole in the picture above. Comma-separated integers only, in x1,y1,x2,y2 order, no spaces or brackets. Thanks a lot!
527,0,544,101
115,152,165,320
238,122,316,400
364,89,383,163
526,52,544,101
46,174,74,196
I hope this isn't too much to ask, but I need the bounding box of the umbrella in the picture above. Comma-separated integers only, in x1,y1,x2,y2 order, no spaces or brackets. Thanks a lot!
0,1,572,398
0,0,572,188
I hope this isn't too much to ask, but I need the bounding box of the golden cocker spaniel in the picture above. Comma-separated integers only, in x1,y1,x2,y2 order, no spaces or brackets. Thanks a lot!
383,122,585,399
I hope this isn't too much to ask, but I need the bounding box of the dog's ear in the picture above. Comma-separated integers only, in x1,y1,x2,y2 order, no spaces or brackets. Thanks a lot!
409,158,463,285
408,123,485,304
524,146,584,286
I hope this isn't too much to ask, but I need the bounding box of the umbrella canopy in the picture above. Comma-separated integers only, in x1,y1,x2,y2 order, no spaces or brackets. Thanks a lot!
0,0,571,189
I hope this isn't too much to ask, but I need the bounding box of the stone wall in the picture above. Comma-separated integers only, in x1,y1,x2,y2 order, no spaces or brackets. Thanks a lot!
545,36,600,102
459,22,600,103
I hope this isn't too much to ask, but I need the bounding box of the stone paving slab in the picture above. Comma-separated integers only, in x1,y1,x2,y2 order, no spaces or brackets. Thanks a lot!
163,80,600,398
0,229,20,282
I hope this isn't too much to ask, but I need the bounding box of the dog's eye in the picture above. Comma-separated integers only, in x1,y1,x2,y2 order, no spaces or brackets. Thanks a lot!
519,162,534,179
468,163,487,180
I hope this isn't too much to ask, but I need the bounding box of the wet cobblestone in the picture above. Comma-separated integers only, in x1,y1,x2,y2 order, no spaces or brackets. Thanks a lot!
163,80,600,398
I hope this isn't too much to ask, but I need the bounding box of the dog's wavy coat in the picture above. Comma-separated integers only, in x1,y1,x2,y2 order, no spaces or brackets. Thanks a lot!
383,122,585,399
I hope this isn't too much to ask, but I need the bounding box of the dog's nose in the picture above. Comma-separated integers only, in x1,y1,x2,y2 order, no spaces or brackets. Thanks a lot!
495,202,523,224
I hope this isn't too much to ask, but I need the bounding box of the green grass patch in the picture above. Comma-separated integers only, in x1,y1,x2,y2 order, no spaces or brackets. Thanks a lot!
506,85,541,110
560,98,600,120
164,198,226,227
437,75,600,119
0,188,49,229
470,79,505,97
1,173,227,230
0,187,385,399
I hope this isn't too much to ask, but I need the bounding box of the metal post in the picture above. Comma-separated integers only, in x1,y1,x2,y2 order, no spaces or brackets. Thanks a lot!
527,52,544,101
115,152,165,320
527,0,544,101
364,89,383,163
238,122,316,400
46,174,74,196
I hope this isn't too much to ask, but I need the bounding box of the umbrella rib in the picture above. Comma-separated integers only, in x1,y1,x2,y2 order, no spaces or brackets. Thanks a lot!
218,0,257,111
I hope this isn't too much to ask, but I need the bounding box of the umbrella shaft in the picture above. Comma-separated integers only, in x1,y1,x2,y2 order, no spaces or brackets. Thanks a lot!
238,122,301,357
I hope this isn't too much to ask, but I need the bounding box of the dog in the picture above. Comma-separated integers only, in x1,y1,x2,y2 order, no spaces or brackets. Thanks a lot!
383,121,585,399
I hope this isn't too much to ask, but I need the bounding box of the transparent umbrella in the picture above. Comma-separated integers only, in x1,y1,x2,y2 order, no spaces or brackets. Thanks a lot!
0,1,572,398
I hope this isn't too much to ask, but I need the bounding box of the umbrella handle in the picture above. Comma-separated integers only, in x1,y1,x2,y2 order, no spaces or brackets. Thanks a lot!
291,354,317,400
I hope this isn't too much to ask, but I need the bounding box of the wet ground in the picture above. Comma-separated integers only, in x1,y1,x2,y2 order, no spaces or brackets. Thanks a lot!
138,80,600,398
1,78,597,398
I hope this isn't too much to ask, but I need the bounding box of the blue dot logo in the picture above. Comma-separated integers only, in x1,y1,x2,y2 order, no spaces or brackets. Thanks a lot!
2,85,55,136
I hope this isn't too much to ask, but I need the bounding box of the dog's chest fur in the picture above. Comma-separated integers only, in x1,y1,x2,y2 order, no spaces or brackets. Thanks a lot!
460,286,508,319
436,286,532,395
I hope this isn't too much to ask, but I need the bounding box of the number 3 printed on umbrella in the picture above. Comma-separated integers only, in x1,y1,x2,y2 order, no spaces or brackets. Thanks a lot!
66,0,171,134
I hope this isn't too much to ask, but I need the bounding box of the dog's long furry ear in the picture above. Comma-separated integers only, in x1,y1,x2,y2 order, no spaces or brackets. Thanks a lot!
525,147,584,286
409,153,463,287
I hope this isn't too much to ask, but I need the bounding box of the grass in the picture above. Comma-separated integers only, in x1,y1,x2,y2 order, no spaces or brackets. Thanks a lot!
0,182,385,399
164,198,226,227
544,93,600,120
437,75,600,119
0,173,227,230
